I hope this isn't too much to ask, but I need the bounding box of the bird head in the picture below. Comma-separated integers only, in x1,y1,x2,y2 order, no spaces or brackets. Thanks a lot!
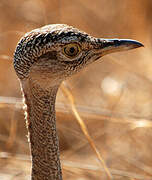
14,24,143,88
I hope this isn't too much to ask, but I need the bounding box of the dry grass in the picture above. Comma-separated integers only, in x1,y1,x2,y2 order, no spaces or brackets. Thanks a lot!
0,0,152,179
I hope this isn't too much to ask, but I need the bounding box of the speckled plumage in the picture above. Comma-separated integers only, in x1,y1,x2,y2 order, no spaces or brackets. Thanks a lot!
13,24,143,180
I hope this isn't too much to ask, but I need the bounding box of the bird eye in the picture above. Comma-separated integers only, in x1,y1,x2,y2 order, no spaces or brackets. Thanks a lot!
63,43,81,58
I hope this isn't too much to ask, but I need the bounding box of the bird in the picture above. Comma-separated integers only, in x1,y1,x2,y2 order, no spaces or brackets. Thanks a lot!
13,24,143,180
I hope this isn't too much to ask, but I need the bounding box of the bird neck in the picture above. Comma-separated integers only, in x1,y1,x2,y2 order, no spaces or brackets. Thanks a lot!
21,78,62,180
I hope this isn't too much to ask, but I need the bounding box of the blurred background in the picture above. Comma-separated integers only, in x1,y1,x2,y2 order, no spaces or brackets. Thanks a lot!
0,0,152,179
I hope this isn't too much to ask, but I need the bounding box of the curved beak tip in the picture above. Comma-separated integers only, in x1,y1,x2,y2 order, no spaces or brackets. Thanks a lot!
120,39,144,49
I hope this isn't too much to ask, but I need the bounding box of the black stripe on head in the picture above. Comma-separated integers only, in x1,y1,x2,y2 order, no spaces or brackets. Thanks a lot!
43,30,89,45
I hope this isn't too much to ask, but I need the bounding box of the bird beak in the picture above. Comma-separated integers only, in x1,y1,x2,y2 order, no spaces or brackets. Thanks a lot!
95,39,144,56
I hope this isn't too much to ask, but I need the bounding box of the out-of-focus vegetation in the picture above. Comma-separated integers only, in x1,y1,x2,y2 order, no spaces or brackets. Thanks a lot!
0,0,152,179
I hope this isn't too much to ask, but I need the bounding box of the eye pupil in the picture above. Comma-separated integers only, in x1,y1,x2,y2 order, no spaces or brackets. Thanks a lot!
69,47,75,54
